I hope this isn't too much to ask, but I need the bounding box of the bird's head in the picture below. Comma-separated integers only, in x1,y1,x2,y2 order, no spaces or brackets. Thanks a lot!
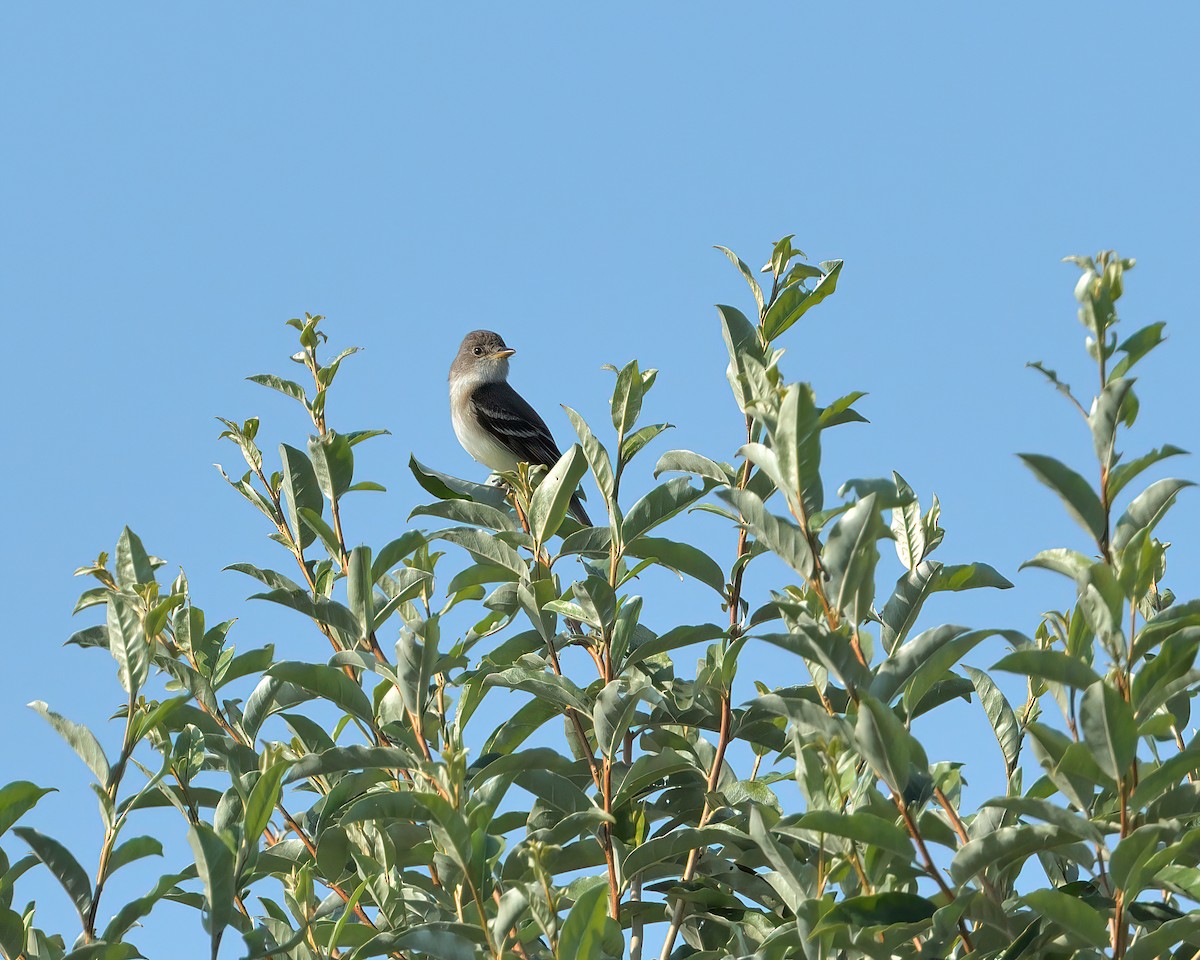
451,330,515,384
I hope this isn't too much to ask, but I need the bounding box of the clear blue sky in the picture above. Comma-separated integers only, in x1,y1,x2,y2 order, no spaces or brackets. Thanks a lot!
3,4,1198,957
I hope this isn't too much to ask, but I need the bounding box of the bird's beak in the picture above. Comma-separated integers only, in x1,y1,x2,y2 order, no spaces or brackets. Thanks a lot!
492,348,516,360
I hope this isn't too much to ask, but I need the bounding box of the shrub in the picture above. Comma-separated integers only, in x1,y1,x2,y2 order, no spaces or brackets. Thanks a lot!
1,240,1196,959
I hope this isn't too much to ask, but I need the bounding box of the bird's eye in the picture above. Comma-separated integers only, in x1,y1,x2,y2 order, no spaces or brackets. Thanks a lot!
473,346,483,356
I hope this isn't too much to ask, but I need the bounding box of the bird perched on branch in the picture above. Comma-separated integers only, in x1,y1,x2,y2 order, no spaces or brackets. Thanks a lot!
449,329,591,525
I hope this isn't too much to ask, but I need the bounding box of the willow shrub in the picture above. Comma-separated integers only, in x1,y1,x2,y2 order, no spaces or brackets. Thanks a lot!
1,241,1197,960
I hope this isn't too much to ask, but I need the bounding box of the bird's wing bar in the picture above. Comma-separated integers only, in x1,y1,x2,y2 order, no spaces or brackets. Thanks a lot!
470,380,565,469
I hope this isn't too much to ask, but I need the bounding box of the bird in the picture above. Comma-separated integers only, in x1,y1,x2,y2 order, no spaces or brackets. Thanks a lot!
449,329,591,525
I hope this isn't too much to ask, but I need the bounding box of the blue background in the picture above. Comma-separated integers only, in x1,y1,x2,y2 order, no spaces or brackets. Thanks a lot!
3,4,1198,957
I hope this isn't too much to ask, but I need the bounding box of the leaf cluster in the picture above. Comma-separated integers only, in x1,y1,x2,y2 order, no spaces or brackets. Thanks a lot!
2,252,1198,960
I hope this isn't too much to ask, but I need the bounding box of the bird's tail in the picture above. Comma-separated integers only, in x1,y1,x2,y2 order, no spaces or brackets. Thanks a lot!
569,492,591,526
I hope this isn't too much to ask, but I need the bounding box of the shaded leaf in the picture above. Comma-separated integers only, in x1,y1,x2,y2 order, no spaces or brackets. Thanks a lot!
818,891,936,932
1020,888,1107,947
529,445,587,543
1112,477,1194,552
992,649,1102,689
1018,453,1106,543
267,662,375,725
280,444,323,548
0,781,55,838
188,824,235,960
28,701,110,785
14,827,92,923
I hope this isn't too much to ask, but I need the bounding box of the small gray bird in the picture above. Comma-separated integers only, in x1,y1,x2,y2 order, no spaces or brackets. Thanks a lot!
449,330,591,525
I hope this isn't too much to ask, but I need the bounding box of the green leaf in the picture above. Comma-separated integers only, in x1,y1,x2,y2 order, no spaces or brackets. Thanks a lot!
114,527,155,587
757,624,870,693
557,882,608,960
1018,453,1106,544
870,624,969,705
563,406,615,502
719,487,813,577
619,422,673,465
934,563,1013,591
0,781,55,838
102,864,189,940
623,826,742,878
593,679,647,760
250,589,361,640
772,382,822,518
1112,477,1194,551
224,562,303,594
714,245,764,315
0,908,22,959
761,260,843,340
1088,377,1134,467
718,303,763,411
1109,824,1171,899
624,536,726,595
1019,889,1107,947
824,494,888,625
410,499,516,532
610,360,645,437
396,619,440,717
1125,916,1200,960
653,449,733,486
14,827,92,923
890,481,925,569
529,445,587,543
408,456,510,510
280,444,323,548
432,528,526,578
1020,548,1094,580
308,431,355,501
982,797,1104,845
286,746,414,783
341,792,472,873
1110,321,1166,380
818,891,936,932
964,667,1021,774
104,835,163,878
624,623,724,668
1107,444,1187,501
482,698,560,755
346,546,374,638
992,649,1102,689
187,824,235,960
747,806,803,914
1129,747,1200,809
1028,360,1082,412
247,374,308,407
347,926,482,960
879,560,940,653
483,668,590,715
370,532,427,582
794,810,913,860
65,624,110,649
267,662,375,725
951,823,1074,883
855,696,911,794
622,476,709,542
1080,681,1137,780
28,702,110,785
107,593,149,696
244,759,292,844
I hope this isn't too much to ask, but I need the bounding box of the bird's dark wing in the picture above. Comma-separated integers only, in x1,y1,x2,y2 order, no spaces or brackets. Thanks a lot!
470,380,591,525
470,380,565,468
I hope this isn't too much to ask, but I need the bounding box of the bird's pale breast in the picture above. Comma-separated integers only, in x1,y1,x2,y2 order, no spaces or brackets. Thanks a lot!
451,382,521,473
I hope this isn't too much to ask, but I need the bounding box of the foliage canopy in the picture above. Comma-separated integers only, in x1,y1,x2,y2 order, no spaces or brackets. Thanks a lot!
2,240,1197,959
